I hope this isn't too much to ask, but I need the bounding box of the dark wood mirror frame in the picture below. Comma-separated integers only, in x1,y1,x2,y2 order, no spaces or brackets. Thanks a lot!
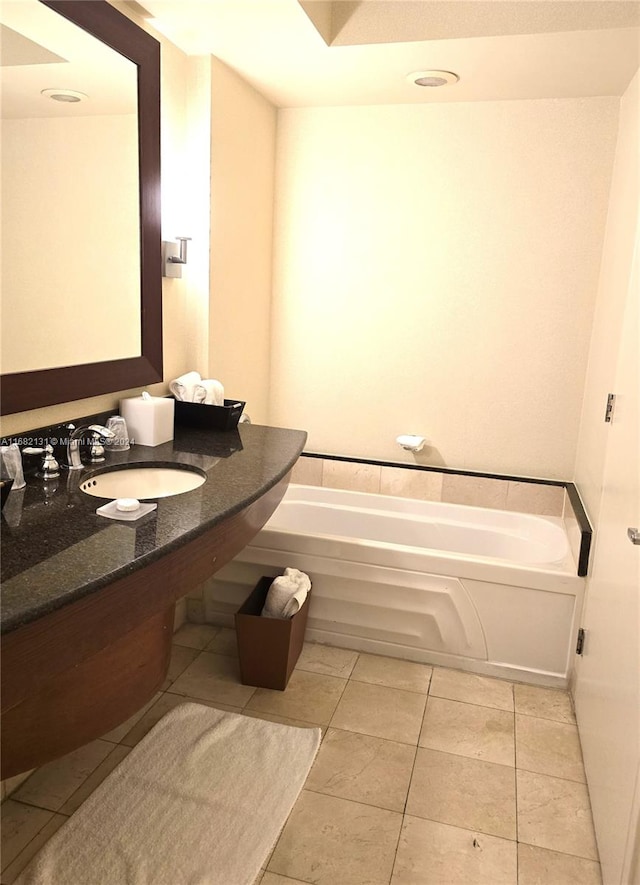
1,0,162,417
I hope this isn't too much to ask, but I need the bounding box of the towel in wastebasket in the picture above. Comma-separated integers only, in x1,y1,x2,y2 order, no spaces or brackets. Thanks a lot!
261,569,311,618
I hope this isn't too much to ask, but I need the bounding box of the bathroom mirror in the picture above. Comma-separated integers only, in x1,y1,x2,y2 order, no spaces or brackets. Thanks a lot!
0,0,162,416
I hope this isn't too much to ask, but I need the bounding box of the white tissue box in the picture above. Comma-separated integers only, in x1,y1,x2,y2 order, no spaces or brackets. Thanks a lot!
120,395,175,447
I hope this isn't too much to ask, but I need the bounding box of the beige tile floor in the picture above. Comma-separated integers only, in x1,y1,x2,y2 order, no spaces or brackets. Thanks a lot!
1,624,602,885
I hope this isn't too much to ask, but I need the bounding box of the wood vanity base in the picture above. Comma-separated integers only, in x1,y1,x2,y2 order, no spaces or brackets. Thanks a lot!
1,474,290,779
1,607,174,777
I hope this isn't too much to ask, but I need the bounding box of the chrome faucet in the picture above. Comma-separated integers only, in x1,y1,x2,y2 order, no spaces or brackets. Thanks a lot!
66,424,115,470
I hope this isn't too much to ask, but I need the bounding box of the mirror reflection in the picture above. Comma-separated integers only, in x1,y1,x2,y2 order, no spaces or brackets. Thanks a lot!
0,0,141,375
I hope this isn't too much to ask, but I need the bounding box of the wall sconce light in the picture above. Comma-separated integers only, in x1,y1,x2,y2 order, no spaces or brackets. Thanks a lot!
162,236,192,278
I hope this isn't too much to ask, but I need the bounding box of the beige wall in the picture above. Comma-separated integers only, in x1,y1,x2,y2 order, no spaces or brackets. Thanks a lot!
269,98,619,479
208,56,277,424
0,14,208,437
575,71,640,522
181,56,214,379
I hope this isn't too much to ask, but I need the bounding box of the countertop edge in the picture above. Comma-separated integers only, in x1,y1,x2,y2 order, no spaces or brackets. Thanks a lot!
1,425,306,635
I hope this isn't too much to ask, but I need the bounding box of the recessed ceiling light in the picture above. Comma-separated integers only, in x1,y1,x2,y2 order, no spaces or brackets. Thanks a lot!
407,70,459,88
41,88,88,103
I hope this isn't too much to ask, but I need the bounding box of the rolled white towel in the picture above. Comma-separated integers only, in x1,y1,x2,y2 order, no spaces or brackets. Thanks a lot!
261,570,311,618
194,379,225,406
283,567,311,594
283,587,308,618
262,577,296,619
169,371,202,402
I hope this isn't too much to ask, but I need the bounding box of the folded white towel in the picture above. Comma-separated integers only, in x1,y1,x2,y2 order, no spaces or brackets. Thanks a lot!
261,570,311,619
169,371,202,402
0,443,26,490
194,379,225,406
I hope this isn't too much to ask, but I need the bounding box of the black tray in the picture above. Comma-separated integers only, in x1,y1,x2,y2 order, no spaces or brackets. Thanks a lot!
171,397,245,431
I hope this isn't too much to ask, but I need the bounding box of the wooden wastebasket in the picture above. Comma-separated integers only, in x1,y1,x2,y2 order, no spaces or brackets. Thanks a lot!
235,576,311,691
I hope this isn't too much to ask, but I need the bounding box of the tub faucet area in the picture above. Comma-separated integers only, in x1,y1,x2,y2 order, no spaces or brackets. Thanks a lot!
66,424,115,469
396,434,427,452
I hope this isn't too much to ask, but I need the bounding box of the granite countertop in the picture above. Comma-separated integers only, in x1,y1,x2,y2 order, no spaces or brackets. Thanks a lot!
1,423,306,635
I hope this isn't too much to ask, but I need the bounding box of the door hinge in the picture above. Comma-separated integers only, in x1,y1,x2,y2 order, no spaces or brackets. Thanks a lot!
604,393,616,423
576,627,585,655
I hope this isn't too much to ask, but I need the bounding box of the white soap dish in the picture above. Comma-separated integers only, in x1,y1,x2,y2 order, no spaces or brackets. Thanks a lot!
96,499,157,521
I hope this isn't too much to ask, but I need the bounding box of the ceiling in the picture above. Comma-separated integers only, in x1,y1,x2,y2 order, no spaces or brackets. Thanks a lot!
2,1,638,116
138,0,640,106
0,1,137,119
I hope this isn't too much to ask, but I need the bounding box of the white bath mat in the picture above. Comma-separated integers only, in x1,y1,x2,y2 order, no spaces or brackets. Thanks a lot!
16,703,321,885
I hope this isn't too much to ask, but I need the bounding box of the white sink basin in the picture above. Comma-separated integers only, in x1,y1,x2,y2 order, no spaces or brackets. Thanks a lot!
80,464,206,500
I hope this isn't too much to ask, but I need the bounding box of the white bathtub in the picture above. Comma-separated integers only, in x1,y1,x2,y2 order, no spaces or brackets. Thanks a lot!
206,484,584,687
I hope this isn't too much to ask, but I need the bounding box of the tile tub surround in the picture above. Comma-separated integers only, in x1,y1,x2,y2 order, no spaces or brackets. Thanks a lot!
291,453,592,576
1,422,307,633
291,454,565,514
1,631,602,885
